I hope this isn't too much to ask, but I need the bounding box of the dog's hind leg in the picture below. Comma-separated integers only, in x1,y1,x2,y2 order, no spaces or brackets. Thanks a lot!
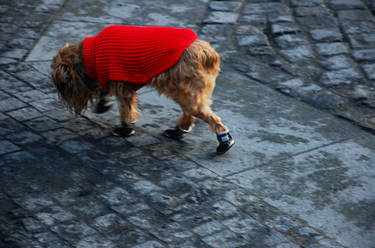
177,112,196,131
194,103,234,155
189,74,228,133
176,98,234,155
183,75,234,154
164,79,234,154
164,112,196,139
194,106,227,133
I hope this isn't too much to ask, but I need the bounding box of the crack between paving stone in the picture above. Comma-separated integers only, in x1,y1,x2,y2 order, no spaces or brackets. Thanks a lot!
21,0,70,63
1,68,40,92
56,18,120,25
223,136,354,179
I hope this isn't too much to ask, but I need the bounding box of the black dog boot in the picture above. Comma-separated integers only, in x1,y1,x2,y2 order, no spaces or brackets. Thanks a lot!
163,126,190,140
94,91,113,114
112,123,135,137
216,130,234,155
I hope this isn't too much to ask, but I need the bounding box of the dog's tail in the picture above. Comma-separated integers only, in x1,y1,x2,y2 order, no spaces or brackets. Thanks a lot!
199,40,220,74
186,39,221,75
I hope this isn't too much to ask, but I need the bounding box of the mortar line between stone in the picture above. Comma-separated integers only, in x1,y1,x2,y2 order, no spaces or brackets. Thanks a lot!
22,0,70,63
223,136,354,179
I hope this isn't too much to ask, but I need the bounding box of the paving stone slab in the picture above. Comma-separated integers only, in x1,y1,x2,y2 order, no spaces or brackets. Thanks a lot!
275,78,305,97
41,128,79,144
76,235,116,248
51,221,97,243
294,6,331,17
362,63,375,81
59,138,95,154
303,90,345,110
319,55,354,70
234,59,289,84
310,29,343,42
274,34,309,49
209,1,242,12
320,68,363,87
242,3,287,15
315,42,349,56
0,151,38,168
0,140,20,155
237,34,269,47
6,107,42,121
328,0,367,10
0,97,26,112
24,116,62,132
271,22,301,36
6,131,44,145
238,14,267,26
0,91,10,101
14,89,50,103
352,48,375,62
204,11,239,24
337,9,374,21
280,45,315,63
201,229,247,248
33,232,69,248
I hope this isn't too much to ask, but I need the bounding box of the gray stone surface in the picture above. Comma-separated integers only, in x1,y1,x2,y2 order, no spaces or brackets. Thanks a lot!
228,136,375,248
315,42,349,56
1,0,375,248
363,63,375,81
310,28,343,42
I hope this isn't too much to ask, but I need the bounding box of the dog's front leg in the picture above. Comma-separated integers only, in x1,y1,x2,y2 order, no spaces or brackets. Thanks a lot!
94,89,113,113
111,84,139,137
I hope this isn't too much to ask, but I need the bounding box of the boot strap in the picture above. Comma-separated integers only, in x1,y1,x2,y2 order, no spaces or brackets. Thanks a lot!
177,126,191,134
217,131,230,142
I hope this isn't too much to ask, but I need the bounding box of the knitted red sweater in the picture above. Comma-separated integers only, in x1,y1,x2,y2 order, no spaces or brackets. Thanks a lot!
82,25,198,90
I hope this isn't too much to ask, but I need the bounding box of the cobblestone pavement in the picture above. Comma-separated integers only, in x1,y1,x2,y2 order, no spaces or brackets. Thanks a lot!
1,0,375,248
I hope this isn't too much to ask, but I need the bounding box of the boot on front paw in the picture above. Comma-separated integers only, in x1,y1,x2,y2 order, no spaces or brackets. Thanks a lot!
216,130,234,155
163,126,190,140
112,123,135,137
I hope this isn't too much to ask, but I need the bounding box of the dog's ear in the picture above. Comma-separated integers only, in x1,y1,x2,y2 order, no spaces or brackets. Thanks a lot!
63,69,72,86
64,70,73,89
51,67,67,94
51,63,72,94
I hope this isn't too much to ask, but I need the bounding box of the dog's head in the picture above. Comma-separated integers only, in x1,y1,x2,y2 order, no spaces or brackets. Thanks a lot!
51,42,96,114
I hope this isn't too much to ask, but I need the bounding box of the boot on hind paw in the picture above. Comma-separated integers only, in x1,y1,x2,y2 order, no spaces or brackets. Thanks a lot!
163,126,190,140
216,130,234,155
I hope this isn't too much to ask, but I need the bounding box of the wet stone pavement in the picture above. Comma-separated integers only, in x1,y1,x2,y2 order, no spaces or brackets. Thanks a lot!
1,0,375,248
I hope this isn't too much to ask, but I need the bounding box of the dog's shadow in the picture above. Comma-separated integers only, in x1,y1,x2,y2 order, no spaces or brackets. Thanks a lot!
153,132,221,159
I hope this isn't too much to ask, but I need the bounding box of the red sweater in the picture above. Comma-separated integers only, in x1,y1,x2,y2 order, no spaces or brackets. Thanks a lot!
82,25,198,90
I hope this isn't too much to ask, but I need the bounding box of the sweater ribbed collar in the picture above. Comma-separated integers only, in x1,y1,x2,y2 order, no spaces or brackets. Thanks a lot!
82,36,97,82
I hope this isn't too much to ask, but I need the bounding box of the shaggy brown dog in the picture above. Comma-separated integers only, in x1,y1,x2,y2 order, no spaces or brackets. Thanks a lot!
50,26,234,154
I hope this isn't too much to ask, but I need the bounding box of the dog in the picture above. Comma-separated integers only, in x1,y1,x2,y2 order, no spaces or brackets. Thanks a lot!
50,25,234,154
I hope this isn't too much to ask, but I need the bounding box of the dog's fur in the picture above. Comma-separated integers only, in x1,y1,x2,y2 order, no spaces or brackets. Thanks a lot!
51,38,228,136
